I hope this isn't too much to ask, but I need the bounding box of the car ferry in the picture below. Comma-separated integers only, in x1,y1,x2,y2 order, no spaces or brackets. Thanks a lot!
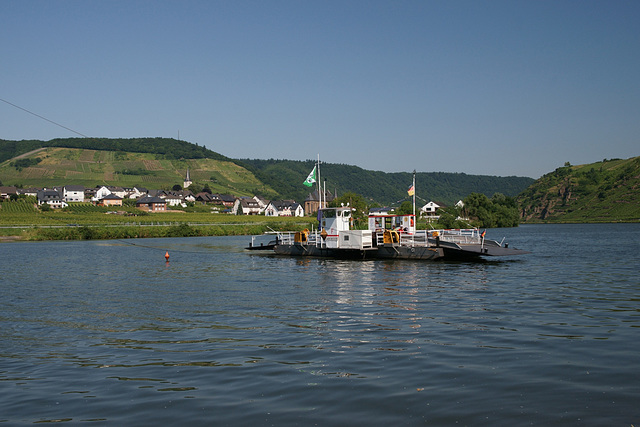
248,206,529,261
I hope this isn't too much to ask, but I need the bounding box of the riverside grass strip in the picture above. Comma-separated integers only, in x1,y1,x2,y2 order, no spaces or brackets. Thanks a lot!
0,205,313,241
25,223,276,241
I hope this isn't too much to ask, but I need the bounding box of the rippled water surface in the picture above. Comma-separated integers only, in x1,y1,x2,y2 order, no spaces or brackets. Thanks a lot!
1,224,639,425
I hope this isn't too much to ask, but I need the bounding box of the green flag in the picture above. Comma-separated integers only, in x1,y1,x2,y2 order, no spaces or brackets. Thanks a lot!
303,166,316,187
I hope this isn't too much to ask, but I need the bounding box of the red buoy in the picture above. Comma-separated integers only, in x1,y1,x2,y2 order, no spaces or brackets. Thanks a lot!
165,251,170,261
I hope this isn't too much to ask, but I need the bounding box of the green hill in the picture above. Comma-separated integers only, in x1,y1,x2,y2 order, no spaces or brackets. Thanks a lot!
0,146,277,198
517,157,640,223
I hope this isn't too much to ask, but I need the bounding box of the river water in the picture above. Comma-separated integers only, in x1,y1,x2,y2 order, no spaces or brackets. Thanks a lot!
1,224,639,426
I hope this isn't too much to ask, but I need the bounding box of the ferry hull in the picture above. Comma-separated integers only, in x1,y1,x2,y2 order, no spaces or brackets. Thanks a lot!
273,244,378,259
375,245,444,260
273,243,445,260
270,241,528,261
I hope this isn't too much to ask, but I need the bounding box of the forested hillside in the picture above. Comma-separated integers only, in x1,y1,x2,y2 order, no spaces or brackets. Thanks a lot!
517,157,640,222
240,159,534,206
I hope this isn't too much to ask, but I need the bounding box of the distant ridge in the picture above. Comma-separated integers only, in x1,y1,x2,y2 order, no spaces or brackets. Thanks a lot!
238,159,534,206
0,137,229,163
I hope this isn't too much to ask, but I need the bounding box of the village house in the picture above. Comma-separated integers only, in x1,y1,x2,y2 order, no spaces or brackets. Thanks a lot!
194,192,218,203
63,185,85,202
419,200,465,221
136,195,166,212
97,193,123,207
265,200,304,217
125,188,142,199
219,194,237,208
149,189,194,207
17,188,39,198
172,190,195,204
147,189,169,199
135,186,149,195
454,200,468,220
93,186,112,201
179,190,195,203
192,193,237,210
253,195,269,210
125,187,148,199
0,186,18,200
37,189,68,209
194,192,232,212
420,201,443,219
108,186,127,199
163,192,183,207
234,197,262,215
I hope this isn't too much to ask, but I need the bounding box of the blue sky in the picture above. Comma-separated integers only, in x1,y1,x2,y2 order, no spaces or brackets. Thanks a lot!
2,0,639,178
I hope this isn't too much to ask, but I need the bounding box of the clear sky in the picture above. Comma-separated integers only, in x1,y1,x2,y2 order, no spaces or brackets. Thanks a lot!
2,0,639,178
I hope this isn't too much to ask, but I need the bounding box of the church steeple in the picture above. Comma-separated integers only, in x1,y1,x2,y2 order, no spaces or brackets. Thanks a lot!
183,168,192,189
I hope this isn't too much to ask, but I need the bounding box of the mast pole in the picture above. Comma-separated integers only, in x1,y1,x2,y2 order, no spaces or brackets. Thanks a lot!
412,170,416,218
323,179,326,209
317,154,322,210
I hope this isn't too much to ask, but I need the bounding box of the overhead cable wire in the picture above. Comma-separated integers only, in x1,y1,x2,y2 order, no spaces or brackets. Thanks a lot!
0,97,90,138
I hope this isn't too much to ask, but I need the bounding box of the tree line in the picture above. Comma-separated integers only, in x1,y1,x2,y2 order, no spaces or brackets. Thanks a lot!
0,137,229,163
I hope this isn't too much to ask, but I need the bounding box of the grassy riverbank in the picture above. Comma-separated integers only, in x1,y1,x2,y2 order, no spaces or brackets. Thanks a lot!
21,223,305,241
0,201,313,241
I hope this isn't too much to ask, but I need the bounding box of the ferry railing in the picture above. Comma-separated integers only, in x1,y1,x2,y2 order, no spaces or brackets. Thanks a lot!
373,230,430,247
275,230,325,248
278,228,481,248
372,229,481,246
432,229,481,245
308,232,322,248
276,231,295,245
399,231,429,247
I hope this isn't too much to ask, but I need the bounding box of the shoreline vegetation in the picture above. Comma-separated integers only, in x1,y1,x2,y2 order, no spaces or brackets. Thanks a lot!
0,220,313,242
0,221,311,242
